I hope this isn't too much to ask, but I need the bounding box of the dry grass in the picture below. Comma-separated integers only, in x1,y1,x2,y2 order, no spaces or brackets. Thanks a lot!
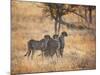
11,1,96,74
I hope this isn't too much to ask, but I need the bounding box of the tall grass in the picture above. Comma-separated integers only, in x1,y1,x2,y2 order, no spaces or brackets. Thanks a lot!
11,1,96,74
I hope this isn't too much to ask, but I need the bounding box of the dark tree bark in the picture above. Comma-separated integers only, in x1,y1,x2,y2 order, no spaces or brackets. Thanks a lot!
85,7,88,22
88,6,92,23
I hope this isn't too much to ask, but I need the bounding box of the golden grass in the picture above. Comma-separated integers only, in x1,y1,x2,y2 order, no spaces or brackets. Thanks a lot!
11,1,96,74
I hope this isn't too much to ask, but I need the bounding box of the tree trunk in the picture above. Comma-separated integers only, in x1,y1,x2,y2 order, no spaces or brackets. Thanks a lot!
88,7,92,24
85,7,88,22
58,16,61,34
54,18,58,34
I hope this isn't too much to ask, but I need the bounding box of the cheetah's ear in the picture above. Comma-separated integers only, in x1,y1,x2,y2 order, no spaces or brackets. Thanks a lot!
53,35,55,39
62,32,68,36
53,34,59,39
44,35,51,39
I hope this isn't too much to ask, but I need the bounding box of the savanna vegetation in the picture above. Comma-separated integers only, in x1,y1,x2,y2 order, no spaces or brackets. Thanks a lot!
11,0,96,74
